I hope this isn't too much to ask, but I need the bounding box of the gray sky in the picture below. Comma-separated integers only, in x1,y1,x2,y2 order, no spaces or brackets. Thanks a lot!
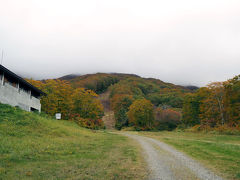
0,0,240,86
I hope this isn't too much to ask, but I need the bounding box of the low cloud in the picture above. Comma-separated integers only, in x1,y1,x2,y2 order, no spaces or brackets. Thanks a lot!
0,0,239,86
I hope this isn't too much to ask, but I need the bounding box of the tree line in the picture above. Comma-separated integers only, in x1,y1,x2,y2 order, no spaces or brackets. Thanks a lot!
27,79,104,129
109,77,184,130
110,75,239,132
27,73,239,133
182,75,240,132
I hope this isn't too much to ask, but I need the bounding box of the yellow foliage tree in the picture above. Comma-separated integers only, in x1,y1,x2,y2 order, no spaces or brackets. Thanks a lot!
72,88,104,120
28,79,74,119
128,98,154,130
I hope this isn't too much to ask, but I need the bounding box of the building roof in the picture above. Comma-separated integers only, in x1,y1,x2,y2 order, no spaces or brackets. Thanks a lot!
0,64,46,96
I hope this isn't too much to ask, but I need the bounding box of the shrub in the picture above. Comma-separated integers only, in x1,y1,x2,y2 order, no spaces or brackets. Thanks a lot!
154,108,181,130
186,124,240,135
70,114,104,130
213,124,240,135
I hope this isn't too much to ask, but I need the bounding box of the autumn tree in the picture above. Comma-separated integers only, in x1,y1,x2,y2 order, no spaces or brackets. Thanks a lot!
199,82,227,127
27,79,105,129
27,79,74,119
72,88,104,120
209,82,226,125
127,98,154,130
224,75,240,125
174,74,240,132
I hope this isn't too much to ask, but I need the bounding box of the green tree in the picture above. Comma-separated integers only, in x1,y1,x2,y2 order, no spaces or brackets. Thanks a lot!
111,94,133,130
182,93,201,126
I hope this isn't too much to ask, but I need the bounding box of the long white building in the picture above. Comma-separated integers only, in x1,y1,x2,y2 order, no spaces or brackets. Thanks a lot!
0,65,45,112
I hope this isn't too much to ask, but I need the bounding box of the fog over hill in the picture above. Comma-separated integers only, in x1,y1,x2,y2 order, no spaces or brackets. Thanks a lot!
58,72,199,88
1,0,239,86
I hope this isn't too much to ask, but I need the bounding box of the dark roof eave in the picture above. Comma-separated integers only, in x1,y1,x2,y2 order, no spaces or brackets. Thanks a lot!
0,65,46,96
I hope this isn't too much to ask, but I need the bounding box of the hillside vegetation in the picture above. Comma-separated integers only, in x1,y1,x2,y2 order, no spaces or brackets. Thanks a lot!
59,73,192,107
57,73,192,130
60,73,140,94
27,73,239,133
182,74,240,133
26,79,105,129
0,103,147,179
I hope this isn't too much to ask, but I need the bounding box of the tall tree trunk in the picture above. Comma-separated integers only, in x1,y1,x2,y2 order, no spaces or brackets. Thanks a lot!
217,97,225,125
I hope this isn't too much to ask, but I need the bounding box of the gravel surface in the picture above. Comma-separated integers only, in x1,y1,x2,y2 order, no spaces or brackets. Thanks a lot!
123,133,224,180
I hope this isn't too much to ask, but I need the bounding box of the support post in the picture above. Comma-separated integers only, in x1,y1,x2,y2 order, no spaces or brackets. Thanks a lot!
1,72,4,85
17,80,20,92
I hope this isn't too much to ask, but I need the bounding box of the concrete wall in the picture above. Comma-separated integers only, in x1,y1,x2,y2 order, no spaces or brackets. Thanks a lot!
0,82,41,112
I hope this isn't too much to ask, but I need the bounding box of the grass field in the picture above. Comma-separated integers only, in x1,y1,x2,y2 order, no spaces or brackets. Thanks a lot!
0,103,147,180
135,131,240,180
1,102,239,180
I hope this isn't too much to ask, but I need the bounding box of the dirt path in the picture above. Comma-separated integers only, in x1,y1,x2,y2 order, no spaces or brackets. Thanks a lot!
122,133,224,180
98,91,115,129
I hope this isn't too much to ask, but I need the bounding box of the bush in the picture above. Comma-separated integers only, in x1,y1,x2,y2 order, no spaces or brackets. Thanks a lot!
71,114,104,130
154,108,181,131
213,124,240,135
186,124,240,135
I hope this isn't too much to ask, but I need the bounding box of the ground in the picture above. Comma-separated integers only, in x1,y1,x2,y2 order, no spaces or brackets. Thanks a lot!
133,131,240,180
96,91,240,180
121,132,223,180
0,104,147,180
1,103,240,180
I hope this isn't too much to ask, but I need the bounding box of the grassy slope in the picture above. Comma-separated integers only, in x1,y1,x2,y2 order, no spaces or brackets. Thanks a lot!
0,103,147,180
135,131,240,180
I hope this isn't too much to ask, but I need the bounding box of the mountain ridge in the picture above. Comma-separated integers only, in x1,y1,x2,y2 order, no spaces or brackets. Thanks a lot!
57,72,198,92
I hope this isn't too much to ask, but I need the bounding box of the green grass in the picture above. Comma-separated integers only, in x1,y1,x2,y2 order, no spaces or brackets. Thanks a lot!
135,131,240,180
0,103,147,180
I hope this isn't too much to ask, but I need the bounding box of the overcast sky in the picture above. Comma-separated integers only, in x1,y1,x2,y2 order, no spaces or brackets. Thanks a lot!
0,0,240,86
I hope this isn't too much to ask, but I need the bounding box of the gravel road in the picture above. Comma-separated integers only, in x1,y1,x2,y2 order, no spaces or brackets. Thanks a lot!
122,133,224,180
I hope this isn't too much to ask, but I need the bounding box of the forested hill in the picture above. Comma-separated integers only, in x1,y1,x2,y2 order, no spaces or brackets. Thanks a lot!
27,72,195,128
28,73,239,132
59,73,140,93
58,73,195,108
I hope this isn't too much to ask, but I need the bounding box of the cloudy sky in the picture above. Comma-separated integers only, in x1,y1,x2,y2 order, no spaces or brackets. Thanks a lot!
0,0,240,86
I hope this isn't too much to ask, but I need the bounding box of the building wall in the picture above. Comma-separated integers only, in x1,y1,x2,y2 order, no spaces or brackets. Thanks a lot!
0,82,41,112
